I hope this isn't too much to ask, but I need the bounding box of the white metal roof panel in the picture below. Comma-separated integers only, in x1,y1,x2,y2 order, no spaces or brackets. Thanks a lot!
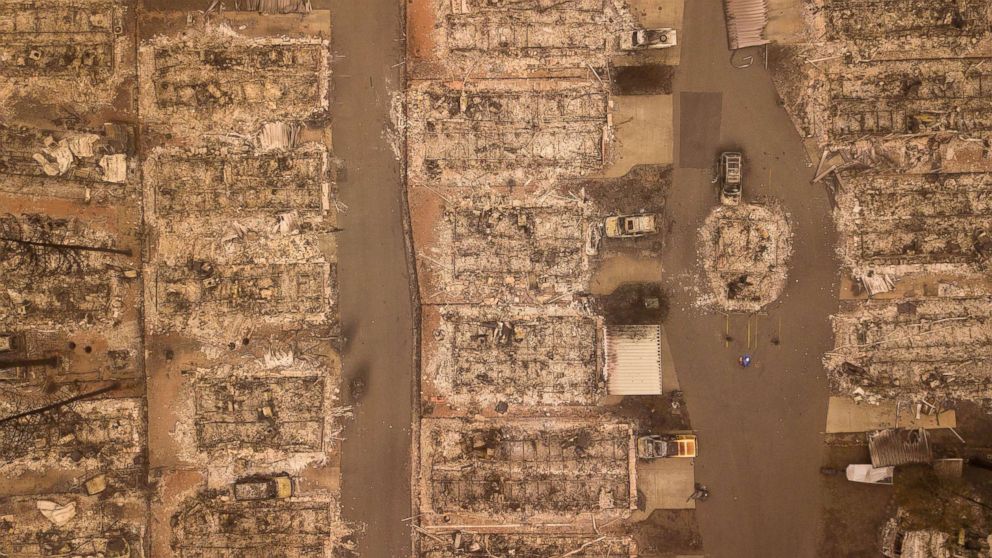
724,0,770,50
604,325,662,395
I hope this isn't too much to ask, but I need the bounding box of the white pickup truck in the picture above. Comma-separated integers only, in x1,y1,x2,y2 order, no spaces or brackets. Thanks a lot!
604,214,657,238
621,28,678,50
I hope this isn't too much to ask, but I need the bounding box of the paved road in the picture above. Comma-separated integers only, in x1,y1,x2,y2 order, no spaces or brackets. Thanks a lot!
330,1,414,556
662,1,838,556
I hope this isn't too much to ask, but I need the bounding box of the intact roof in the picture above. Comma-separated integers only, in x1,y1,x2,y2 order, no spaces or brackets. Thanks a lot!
867,428,932,468
604,325,662,395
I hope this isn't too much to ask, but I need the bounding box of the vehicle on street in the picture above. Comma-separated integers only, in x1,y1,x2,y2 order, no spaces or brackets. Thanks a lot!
233,474,294,500
604,213,657,238
621,28,678,50
637,434,697,458
719,151,743,205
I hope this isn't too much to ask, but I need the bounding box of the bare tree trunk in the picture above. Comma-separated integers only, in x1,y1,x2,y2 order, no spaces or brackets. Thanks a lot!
0,237,132,257
0,356,60,369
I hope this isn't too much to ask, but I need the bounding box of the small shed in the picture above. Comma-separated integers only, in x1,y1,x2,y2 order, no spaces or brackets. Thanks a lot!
604,325,663,395
867,428,932,468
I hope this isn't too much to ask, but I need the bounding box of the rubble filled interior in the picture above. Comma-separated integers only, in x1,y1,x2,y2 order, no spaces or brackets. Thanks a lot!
423,305,603,413
419,419,634,523
697,203,792,311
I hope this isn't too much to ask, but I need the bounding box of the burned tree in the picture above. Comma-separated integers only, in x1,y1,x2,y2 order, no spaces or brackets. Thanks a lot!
0,213,130,276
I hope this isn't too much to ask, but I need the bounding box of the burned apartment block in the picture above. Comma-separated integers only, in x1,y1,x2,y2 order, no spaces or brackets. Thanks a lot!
169,484,344,558
407,0,636,77
826,297,992,410
419,419,635,526
137,26,329,135
413,190,593,304
406,79,612,190
419,532,636,558
422,305,604,415
0,0,136,104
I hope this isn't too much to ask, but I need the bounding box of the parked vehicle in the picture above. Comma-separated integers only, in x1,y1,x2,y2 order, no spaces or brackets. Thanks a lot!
621,28,678,50
719,151,743,205
846,464,894,485
604,214,657,238
637,434,697,458
234,474,294,500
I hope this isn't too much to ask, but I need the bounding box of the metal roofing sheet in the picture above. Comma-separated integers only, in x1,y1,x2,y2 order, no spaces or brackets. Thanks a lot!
723,0,770,50
867,428,932,468
604,325,662,395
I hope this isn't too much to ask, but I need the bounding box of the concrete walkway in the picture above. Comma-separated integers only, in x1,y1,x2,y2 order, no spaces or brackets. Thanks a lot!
662,1,838,556
330,1,414,556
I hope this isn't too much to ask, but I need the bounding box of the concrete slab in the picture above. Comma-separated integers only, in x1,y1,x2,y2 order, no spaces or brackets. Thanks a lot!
603,94,674,177
766,0,805,44
621,0,685,66
628,0,685,29
825,397,956,433
589,254,665,294
677,92,722,168
634,457,696,515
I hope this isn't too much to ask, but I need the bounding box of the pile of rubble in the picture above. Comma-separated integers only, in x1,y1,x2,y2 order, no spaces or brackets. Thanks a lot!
408,0,637,78
416,190,592,304
419,419,635,524
826,297,992,410
697,203,792,312
422,305,603,414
